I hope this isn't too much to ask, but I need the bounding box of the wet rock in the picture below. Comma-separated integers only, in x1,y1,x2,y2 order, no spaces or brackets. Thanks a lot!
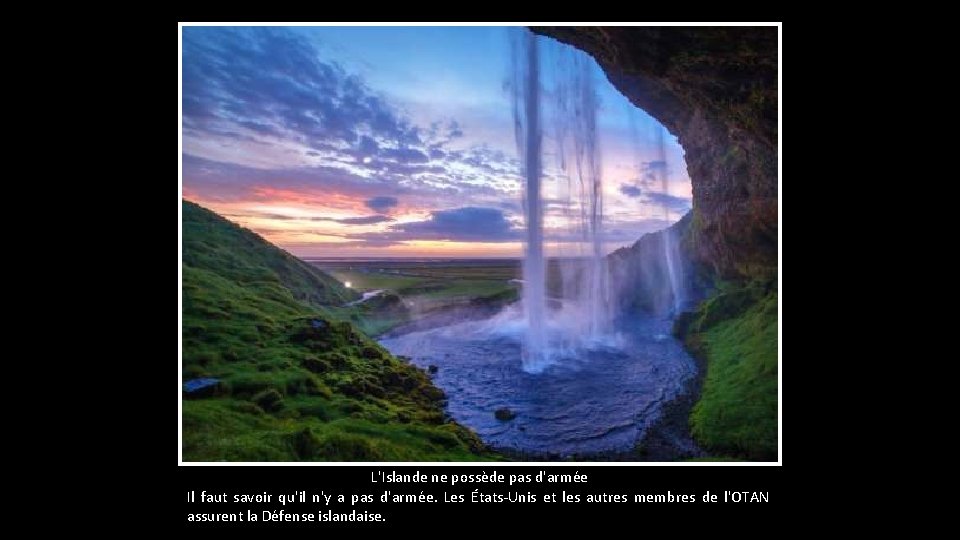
428,365,439,374
495,408,516,421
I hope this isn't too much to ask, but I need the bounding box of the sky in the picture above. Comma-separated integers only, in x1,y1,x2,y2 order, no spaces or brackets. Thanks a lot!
181,26,692,258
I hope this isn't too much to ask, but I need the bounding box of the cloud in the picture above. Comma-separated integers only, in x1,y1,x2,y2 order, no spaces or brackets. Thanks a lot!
447,120,464,138
645,192,692,213
356,136,379,156
365,196,399,212
182,28,529,217
334,215,393,225
182,27,420,153
182,154,407,208
448,146,516,176
385,207,520,242
224,211,392,225
182,152,520,220
181,27,694,257
381,147,429,163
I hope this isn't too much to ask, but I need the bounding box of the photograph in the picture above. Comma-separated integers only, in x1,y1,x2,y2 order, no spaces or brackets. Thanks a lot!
180,25,779,463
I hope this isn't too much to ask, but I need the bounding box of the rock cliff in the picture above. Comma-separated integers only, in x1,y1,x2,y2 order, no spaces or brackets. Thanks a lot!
533,27,778,281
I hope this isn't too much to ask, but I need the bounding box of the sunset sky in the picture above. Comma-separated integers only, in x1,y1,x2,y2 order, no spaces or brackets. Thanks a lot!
181,26,691,258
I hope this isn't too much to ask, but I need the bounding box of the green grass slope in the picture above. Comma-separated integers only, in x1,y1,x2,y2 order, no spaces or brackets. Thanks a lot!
183,200,358,309
181,200,491,461
675,283,778,460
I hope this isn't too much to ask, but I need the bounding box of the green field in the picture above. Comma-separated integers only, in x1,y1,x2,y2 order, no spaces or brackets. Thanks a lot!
322,263,518,299
315,261,521,336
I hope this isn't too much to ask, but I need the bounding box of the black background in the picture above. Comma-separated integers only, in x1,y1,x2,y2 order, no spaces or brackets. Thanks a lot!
180,465,783,527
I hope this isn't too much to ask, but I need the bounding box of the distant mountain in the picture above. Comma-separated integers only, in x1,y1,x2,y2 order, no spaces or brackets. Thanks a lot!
181,200,490,461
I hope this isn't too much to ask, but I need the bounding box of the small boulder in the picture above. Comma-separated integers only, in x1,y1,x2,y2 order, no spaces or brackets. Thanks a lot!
428,365,439,374
494,407,516,421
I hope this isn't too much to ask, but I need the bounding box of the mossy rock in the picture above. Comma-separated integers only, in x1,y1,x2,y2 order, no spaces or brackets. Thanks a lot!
672,311,699,338
441,422,486,454
229,401,264,415
276,408,300,420
229,373,273,394
301,357,329,374
336,378,386,399
361,346,383,360
316,432,385,461
421,385,445,402
183,365,210,379
326,352,349,369
290,427,321,459
695,288,761,330
252,389,284,412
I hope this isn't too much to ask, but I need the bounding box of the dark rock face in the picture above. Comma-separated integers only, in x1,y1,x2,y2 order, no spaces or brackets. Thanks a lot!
533,27,777,280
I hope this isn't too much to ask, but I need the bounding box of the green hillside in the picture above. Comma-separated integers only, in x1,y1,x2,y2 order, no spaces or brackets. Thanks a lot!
675,282,778,460
181,200,491,461
183,200,357,309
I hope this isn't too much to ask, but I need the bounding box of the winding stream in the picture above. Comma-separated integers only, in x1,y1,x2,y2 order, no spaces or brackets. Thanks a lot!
345,289,386,307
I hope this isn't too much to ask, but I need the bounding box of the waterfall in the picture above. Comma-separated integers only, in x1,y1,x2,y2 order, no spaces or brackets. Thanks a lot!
654,126,685,314
663,227,684,314
563,50,609,338
511,30,546,369
511,30,615,372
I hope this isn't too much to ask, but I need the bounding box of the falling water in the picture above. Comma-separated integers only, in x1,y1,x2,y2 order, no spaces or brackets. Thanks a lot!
654,126,685,314
511,31,546,369
561,52,610,338
379,33,700,456
663,227,685,313
511,31,615,372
